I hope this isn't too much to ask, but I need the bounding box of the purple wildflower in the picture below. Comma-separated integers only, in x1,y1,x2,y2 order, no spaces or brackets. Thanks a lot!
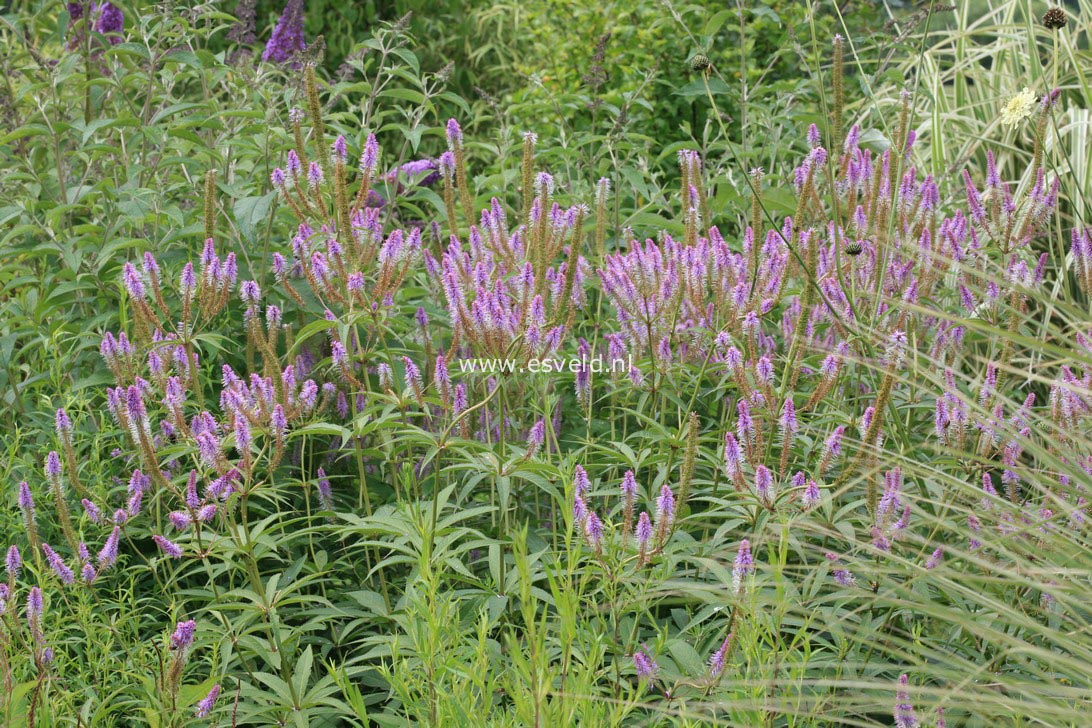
94,2,124,44
802,478,821,508
732,539,753,594
42,543,75,584
316,468,334,510
446,118,463,148
573,465,591,497
6,545,21,580
894,674,918,728
153,535,183,559
708,636,731,679
632,648,658,684
635,511,652,554
572,494,587,526
18,481,35,518
754,465,774,505
56,408,72,441
262,0,306,63
195,684,221,718
45,450,62,480
655,484,675,538
170,619,197,651
825,553,856,586
27,586,43,621
526,419,545,457
583,511,603,552
98,526,120,568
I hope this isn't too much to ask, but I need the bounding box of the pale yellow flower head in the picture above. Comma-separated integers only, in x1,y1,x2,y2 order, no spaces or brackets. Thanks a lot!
1000,87,1038,127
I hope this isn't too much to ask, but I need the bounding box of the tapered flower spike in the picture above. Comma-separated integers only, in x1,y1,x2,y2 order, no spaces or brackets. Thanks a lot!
732,539,753,594
6,545,21,580
153,535,183,559
42,543,74,584
195,684,221,718
572,494,588,526
620,470,638,537
708,635,732,679
573,465,591,497
654,484,675,545
27,586,43,622
894,674,919,728
170,619,197,651
55,408,72,442
632,648,658,685
526,419,545,458
18,481,34,518
722,434,745,492
635,511,652,564
316,468,334,511
98,526,120,568
583,511,603,553
754,465,774,506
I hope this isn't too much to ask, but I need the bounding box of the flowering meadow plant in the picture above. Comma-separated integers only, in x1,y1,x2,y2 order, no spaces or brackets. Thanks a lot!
2,3,1092,726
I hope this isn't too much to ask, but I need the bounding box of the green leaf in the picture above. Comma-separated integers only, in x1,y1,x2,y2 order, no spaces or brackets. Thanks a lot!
234,192,276,243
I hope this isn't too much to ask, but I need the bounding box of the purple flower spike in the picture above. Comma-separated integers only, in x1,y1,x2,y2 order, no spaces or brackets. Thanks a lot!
82,499,102,523
56,408,72,439
316,468,334,511
826,552,856,587
894,674,918,728
635,512,652,551
94,2,124,43
170,619,197,651
754,465,774,505
732,539,753,594
42,543,75,584
572,494,587,526
98,527,120,568
802,479,821,508
27,586,43,621
446,118,463,148
307,161,324,188
655,484,672,541
708,635,731,678
18,481,34,517
45,450,62,479
122,262,146,300
195,684,221,717
6,545,21,580
632,648,658,684
262,0,306,64
583,511,603,552
526,419,545,457
573,465,591,497
359,134,379,175
153,535,183,559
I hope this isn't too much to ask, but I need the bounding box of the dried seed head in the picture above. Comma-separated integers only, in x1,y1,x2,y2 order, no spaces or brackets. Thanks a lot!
1042,7,1067,30
689,53,711,72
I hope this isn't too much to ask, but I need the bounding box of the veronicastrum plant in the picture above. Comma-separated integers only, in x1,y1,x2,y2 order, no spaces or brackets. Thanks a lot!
3,3,1092,728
